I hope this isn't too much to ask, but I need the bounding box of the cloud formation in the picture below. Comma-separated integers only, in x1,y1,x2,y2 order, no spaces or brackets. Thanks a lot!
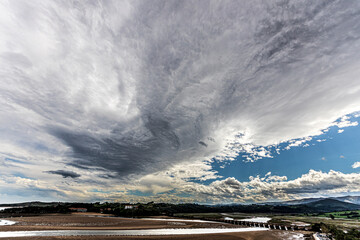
185,170,360,203
352,162,360,169
45,170,81,179
1,0,360,202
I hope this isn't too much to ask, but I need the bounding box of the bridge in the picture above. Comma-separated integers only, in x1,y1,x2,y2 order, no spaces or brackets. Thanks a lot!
200,218,311,231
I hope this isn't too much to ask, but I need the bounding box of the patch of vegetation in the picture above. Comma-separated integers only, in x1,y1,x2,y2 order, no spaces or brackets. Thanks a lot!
1,205,70,215
315,210,360,220
271,214,360,232
312,222,360,240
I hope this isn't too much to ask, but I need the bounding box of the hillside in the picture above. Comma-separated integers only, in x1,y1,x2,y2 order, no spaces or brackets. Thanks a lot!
2,198,360,216
264,195,360,206
331,195,360,205
304,199,360,212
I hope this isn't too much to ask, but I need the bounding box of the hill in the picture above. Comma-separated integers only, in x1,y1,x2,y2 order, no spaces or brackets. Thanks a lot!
264,195,360,206
304,199,360,212
331,195,360,205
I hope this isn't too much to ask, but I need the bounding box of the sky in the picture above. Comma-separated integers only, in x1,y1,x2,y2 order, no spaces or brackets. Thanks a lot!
1,0,360,204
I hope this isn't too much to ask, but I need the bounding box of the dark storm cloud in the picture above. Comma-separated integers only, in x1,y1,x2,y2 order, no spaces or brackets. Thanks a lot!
2,0,360,182
52,0,360,177
51,115,181,177
45,170,81,179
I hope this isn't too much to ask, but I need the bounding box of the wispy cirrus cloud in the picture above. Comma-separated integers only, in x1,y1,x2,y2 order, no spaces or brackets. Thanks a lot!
1,0,360,202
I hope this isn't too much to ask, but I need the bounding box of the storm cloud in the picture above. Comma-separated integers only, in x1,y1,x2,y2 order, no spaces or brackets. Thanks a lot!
45,170,81,179
1,0,360,186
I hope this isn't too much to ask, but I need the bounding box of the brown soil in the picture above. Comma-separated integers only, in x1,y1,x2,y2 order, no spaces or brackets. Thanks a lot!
5,231,299,240
0,213,308,239
0,213,234,231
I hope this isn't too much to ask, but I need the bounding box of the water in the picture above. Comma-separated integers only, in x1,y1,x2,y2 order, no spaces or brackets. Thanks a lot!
0,228,268,238
238,217,271,223
140,218,217,223
0,220,16,226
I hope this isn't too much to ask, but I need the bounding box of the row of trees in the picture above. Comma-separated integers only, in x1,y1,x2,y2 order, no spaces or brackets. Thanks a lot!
1,201,351,216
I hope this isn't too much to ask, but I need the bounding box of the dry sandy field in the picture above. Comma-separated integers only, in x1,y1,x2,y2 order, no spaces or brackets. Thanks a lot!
0,213,310,240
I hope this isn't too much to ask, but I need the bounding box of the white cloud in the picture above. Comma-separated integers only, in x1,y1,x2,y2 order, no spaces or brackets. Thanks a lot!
338,129,344,133
1,1,360,202
284,137,312,150
184,170,360,203
352,162,360,169
336,116,359,129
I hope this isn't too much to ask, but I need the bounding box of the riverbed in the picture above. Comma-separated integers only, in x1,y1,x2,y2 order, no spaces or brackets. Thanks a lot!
0,227,268,238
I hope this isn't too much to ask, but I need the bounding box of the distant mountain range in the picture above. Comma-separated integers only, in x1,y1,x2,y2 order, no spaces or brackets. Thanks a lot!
266,195,360,206
1,196,360,214
332,195,360,205
303,198,360,212
255,198,360,213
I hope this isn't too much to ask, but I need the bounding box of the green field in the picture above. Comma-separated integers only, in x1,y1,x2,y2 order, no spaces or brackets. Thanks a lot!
309,210,360,220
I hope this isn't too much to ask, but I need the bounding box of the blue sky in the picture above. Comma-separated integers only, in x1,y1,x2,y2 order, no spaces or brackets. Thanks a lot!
214,115,360,183
1,1,360,204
